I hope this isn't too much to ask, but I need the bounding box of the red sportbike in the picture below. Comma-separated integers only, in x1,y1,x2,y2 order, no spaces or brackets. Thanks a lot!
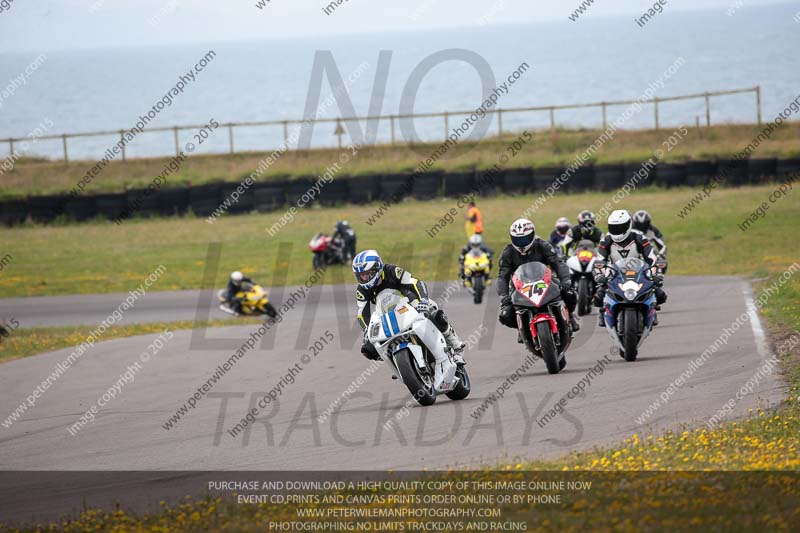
511,262,573,374
309,233,346,269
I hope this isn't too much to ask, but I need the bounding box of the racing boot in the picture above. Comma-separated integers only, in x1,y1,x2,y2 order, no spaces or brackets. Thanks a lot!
569,312,581,333
594,288,606,327
443,325,466,365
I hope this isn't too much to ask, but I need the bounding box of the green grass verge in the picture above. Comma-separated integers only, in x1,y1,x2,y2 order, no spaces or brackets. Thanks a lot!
0,184,796,298
3,122,800,199
0,318,261,363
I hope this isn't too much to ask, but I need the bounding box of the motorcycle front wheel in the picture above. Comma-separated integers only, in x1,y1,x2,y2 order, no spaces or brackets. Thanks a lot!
395,349,437,406
445,365,471,400
472,276,484,304
536,321,563,374
622,307,640,362
312,253,323,269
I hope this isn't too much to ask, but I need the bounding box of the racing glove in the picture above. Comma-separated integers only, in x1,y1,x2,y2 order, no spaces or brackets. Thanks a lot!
415,298,434,316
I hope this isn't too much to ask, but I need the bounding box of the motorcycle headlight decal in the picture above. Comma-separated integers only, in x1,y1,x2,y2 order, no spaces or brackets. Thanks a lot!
370,322,380,339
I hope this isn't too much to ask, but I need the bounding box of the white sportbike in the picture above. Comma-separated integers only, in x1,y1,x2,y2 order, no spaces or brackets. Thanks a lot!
366,290,471,406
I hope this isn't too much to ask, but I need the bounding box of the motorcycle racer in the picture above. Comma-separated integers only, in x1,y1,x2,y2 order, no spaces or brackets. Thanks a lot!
353,250,466,364
222,271,254,315
496,218,581,335
549,217,571,250
593,210,668,326
333,220,357,262
632,210,667,259
459,234,494,280
561,210,603,255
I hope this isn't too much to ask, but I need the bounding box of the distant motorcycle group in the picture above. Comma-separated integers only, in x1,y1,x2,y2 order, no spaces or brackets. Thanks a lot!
220,204,669,408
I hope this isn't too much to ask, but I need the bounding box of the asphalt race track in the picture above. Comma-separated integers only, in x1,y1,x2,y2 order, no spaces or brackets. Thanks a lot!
0,277,786,521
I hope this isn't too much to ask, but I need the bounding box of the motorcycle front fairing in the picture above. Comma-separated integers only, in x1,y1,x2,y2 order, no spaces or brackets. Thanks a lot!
603,259,658,340
367,292,455,393
510,262,570,352
510,263,562,310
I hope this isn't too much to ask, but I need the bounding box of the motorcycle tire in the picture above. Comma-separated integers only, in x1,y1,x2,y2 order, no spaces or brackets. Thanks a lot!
395,348,436,406
622,307,639,362
312,254,323,269
577,278,591,316
445,365,471,400
473,277,484,304
264,302,278,318
536,321,563,375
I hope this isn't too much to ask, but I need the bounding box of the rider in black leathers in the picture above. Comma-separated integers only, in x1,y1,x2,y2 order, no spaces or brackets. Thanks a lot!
497,218,580,334
560,210,602,255
353,250,465,362
333,220,357,262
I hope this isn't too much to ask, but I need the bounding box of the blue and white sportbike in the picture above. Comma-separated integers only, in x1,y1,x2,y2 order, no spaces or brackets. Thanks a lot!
366,290,471,406
600,257,658,362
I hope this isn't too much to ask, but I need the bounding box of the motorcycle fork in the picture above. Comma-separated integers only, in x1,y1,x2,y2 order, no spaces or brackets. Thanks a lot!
516,310,537,353
551,303,570,349
527,307,560,351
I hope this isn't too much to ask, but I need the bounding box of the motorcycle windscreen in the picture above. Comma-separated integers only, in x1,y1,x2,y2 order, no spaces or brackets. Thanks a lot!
511,262,561,308
374,289,405,314
614,258,647,277
466,249,489,269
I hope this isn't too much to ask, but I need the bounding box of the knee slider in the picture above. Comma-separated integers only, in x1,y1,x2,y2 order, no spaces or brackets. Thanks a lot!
433,309,449,332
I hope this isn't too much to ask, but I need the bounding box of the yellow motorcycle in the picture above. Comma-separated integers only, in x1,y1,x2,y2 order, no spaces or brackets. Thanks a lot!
463,249,492,304
218,283,278,318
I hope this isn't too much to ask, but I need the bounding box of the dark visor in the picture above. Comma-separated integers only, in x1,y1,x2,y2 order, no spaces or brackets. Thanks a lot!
511,234,534,249
608,220,630,236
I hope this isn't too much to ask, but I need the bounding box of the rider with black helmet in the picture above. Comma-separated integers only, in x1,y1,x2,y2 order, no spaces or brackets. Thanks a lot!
333,220,357,262
632,210,667,259
561,210,603,255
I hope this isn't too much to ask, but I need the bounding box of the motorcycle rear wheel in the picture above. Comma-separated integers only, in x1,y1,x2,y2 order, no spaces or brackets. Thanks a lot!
536,321,563,375
395,349,437,406
623,307,639,362
577,278,591,315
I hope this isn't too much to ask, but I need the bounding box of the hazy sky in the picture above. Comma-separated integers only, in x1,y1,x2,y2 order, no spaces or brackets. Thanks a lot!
0,0,789,52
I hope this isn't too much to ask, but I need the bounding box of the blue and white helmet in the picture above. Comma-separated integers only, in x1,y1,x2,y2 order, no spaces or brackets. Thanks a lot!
352,249,383,289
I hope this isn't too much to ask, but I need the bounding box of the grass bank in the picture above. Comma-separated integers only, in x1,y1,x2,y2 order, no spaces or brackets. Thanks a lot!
3,123,800,199
0,184,796,297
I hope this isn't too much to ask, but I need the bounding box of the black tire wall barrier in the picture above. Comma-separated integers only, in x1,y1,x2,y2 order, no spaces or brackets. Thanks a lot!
0,157,791,227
